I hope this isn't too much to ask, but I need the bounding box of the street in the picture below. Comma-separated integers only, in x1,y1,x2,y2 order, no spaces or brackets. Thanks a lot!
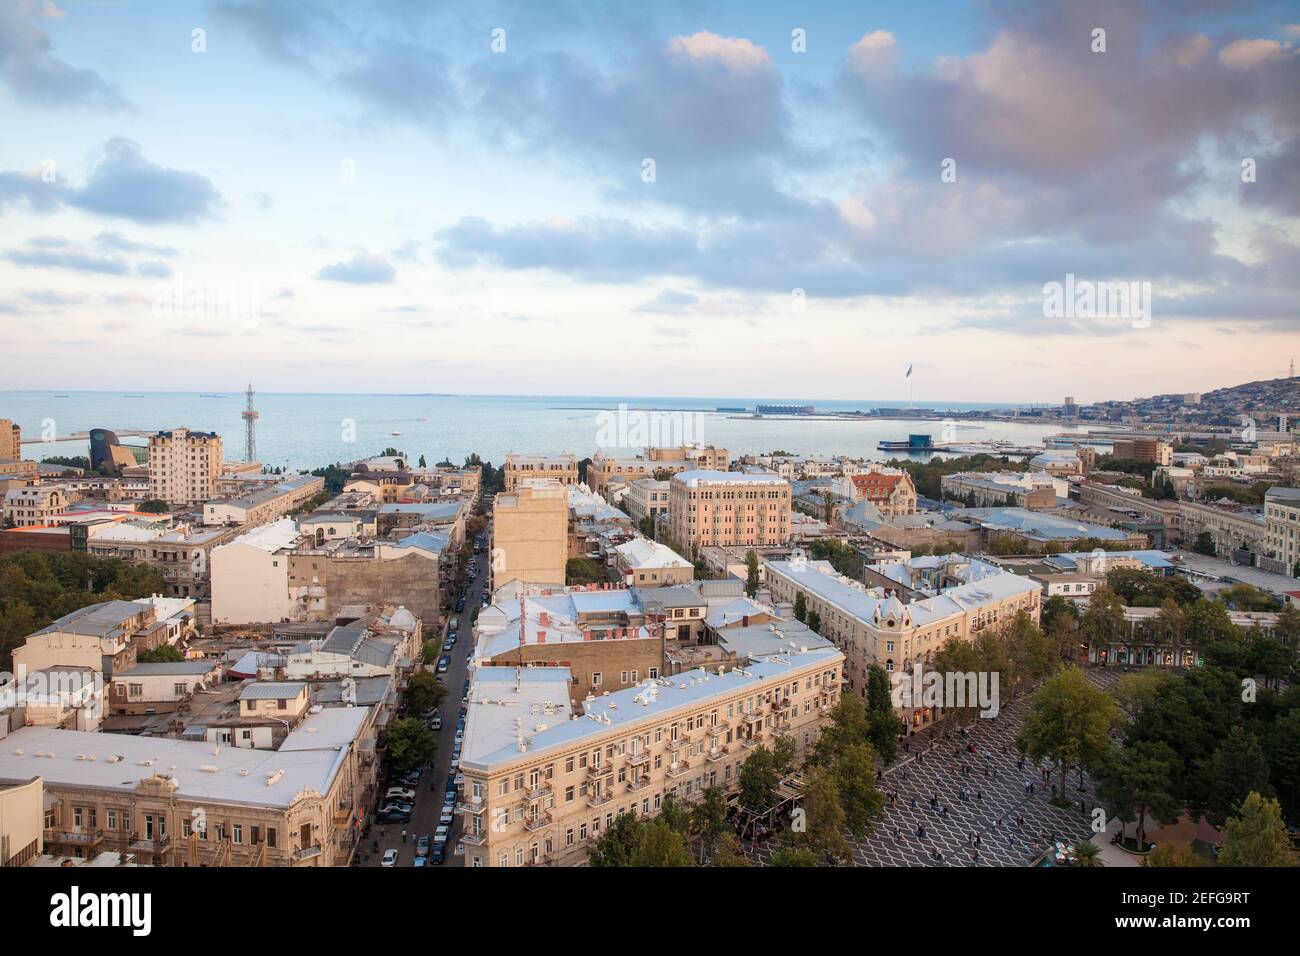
363,539,488,867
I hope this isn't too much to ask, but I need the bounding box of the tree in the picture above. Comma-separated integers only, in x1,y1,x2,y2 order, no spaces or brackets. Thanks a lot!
799,766,849,862
739,745,780,811
710,831,750,867
1218,792,1293,867
1081,585,1127,653
633,819,694,866
565,557,605,586
405,671,446,715
1111,669,1175,724
383,717,435,774
836,742,884,839
135,644,184,663
770,846,820,867
137,499,169,513
1190,727,1273,827
588,812,641,867
744,549,759,598
809,694,870,769
772,734,796,777
1096,740,1183,849
1145,842,1206,867
865,665,904,764
1017,666,1121,799
691,786,730,863
793,591,807,623
806,609,822,633
1071,839,1104,867
658,792,691,837
418,454,426,468
1263,710,1300,825
1193,531,1216,556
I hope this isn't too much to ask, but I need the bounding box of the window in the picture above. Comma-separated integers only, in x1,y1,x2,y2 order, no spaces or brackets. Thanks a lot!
591,672,602,687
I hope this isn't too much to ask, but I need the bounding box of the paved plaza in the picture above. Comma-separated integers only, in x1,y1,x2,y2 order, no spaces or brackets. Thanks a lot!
748,668,1123,867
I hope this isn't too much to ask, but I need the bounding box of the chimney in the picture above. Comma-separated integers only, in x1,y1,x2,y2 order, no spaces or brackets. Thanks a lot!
537,630,546,644
539,611,549,628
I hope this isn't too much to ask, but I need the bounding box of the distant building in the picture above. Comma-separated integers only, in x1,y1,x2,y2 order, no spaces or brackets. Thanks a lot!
837,468,918,517
504,454,579,492
202,474,324,527
1264,486,1300,575
1112,437,1173,466
0,419,20,460
622,477,670,524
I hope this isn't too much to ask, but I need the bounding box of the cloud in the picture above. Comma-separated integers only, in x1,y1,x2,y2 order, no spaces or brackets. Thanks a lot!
0,0,131,110
1218,38,1290,69
633,288,699,314
316,252,395,283
68,138,222,224
0,170,63,213
95,231,178,257
134,260,172,278
3,237,129,274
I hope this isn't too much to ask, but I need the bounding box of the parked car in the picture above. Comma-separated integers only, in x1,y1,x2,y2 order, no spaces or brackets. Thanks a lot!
412,856,427,867
437,656,450,673
434,825,450,844
430,843,446,864
429,714,442,730
415,834,430,857
440,804,454,825
379,802,413,816
381,849,399,867
385,787,417,802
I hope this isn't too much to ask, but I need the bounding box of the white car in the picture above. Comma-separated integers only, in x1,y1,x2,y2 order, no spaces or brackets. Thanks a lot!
434,825,450,844
381,848,399,867
385,787,417,802
440,804,454,825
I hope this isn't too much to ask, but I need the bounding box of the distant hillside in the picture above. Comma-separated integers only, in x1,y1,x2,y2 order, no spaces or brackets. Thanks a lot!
1197,378,1300,414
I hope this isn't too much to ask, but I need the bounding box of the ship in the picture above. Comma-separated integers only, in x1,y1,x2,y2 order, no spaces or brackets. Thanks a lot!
878,434,934,452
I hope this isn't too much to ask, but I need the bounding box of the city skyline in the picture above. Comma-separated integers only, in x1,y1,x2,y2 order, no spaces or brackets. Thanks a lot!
2,0,1298,401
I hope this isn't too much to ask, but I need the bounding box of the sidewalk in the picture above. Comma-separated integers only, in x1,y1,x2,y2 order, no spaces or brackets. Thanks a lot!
1098,817,1142,868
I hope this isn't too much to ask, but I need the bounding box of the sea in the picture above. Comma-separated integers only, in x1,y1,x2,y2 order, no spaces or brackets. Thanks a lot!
1,392,1088,472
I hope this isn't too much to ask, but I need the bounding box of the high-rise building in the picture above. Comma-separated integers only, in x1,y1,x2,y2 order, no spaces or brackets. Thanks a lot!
667,470,791,554
148,428,223,506
0,419,20,460
491,481,568,588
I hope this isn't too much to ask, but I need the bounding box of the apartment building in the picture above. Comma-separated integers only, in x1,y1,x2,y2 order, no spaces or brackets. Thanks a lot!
0,705,371,866
148,429,223,505
667,471,791,555
3,485,78,527
80,521,239,601
1112,437,1173,466
765,556,1040,732
504,454,579,492
941,471,1059,510
837,468,918,517
623,477,670,524
0,419,20,460
611,538,694,587
203,474,325,527
0,777,42,867
491,481,568,589
458,644,843,867
586,445,729,496
1264,486,1300,575
1179,498,1268,557
109,660,223,715
210,519,301,624
12,597,197,678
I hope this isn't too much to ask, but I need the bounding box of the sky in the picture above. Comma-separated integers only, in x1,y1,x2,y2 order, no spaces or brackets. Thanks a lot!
0,0,1298,404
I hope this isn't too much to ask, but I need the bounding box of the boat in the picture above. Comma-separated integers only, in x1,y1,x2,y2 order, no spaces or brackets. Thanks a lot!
390,431,402,436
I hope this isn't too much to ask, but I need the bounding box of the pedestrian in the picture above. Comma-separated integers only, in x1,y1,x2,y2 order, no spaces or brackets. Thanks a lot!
401,829,407,844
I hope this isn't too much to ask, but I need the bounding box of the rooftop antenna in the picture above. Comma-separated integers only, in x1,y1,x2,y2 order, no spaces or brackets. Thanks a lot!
242,382,259,463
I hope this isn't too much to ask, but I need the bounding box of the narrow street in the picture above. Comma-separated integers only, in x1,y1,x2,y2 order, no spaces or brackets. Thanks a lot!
364,538,488,867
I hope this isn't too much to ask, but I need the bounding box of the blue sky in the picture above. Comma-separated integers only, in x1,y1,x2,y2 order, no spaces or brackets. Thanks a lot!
1,0,1298,402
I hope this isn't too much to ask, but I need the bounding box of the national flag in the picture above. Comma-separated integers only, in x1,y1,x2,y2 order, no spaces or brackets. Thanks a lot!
906,364,912,378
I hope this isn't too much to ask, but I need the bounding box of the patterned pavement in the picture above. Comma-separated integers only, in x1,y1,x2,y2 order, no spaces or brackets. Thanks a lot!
746,668,1122,867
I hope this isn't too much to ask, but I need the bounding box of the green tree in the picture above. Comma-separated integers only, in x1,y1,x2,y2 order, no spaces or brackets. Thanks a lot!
772,734,796,777
793,591,807,623
1071,839,1104,867
418,454,427,468
588,811,641,867
1017,666,1121,799
1096,740,1183,849
744,549,759,598
739,745,780,811
135,644,184,663
405,670,447,715
658,792,691,837
1081,585,1127,652
836,742,884,839
1111,669,1176,724
565,557,606,586
1218,792,1293,867
136,499,169,513
865,665,904,764
691,786,730,863
1192,531,1216,556
631,818,694,867
806,609,822,632
1190,727,1273,827
809,694,870,769
1144,843,1206,867
799,766,849,862
383,717,436,774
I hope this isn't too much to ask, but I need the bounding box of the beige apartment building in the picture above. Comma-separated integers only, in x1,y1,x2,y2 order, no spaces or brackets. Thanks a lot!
149,428,223,505
0,419,21,461
0,706,371,866
203,474,325,527
837,468,918,517
588,445,730,496
623,477,670,524
491,481,568,589
0,776,43,867
504,454,579,492
3,484,78,527
667,471,791,556
458,645,844,867
1264,486,1300,575
1112,437,1173,466
765,557,1040,732
1178,499,1268,556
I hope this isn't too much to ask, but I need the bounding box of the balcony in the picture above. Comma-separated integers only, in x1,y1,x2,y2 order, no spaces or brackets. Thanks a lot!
457,798,486,815
705,746,729,762
627,775,652,792
666,760,690,778
587,763,612,780
524,812,552,832
666,737,688,754
525,782,552,801
291,844,322,863
741,734,762,749
586,790,613,808
45,829,104,847
461,831,487,846
628,751,651,767
129,834,170,853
